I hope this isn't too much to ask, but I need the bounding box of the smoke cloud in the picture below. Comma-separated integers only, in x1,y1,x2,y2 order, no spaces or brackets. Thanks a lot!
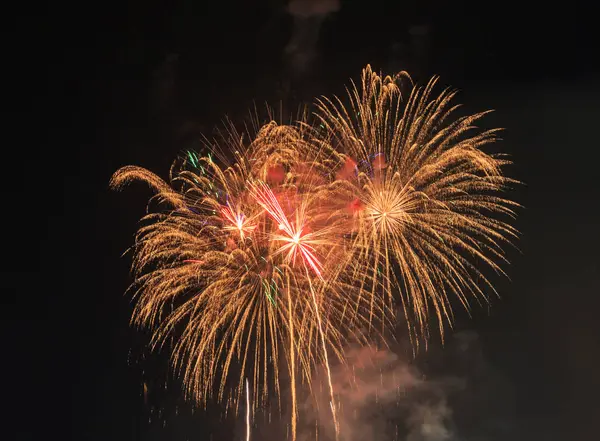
291,331,516,441
284,0,340,79
288,0,340,17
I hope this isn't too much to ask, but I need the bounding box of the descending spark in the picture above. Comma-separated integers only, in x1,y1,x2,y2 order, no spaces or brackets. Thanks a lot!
246,379,250,441
307,275,340,440
287,282,297,441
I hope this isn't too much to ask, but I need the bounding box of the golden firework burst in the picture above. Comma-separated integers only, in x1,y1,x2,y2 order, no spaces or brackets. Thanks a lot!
111,67,520,440
312,65,520,348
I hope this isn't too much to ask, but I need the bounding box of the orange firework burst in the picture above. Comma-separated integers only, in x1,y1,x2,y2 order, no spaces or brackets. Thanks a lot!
312,66,520,347
111,66,520,440
111,116,387,440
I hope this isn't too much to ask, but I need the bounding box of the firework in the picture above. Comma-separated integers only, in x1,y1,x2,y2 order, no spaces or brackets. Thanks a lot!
111,66,519,440
111,116,386,441
311,65,520,347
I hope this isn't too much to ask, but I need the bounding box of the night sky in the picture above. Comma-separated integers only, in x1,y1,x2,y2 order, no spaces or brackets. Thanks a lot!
5,1,599,440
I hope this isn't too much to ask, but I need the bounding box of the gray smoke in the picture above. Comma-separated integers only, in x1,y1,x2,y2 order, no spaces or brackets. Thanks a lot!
288,0,340,17
296,346,459,441
290,331,516,441
284,0,340,79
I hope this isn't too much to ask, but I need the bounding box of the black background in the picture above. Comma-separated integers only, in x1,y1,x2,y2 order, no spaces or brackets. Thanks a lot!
4,1,599,440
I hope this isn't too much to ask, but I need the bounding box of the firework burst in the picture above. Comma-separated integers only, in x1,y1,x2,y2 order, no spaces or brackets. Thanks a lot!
312,66,520,347
111,116,387,440
111,66,519,440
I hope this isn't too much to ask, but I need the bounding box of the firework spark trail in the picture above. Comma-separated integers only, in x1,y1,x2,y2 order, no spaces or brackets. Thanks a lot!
307,274,340,441
246,378,250,441
250,180,339,440
287,280,298,441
